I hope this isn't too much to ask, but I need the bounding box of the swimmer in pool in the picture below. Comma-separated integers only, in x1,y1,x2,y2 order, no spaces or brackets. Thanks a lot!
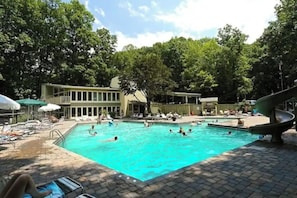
182,132,187,136
102,136,118,142
144,120,149,127
88,125,95,132
178,127,184,133
190,121,197,126
108,119,114,126
89,131,98,136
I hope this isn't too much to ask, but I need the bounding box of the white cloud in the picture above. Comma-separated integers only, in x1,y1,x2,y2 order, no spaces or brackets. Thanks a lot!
155,0,279,43
92,17,105,31
151,1,158,8
95,8,105,17
119,2,150,18
84,0,89,10
138,5,149,13
94,17,101,25
115,31,176,51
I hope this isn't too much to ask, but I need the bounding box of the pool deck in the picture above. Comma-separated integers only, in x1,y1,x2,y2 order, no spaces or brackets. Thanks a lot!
1,115,297,197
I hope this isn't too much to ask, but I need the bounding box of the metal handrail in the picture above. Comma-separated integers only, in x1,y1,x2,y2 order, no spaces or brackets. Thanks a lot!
49,129,65,142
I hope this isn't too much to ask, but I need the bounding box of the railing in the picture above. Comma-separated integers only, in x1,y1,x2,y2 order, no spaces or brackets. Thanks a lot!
46,96,70,104
49,129,65,143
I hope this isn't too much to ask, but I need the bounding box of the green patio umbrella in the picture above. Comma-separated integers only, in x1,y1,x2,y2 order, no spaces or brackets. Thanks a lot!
16,98,47,106
16,98,47,120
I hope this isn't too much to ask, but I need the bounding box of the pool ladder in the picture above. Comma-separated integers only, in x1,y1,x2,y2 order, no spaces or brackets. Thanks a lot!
49,129,65,143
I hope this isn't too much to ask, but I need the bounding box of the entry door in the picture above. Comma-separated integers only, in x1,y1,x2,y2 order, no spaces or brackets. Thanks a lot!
64,107,70,119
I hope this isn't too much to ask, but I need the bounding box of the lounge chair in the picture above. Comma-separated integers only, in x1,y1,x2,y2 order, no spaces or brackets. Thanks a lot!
0,136,17,144
81,116,92,121
152,113,162,120
106,114,113,120
137,113,143,119
75,117,82,122
76,194,97,198
1,133,19,141
173,113,182,119
146,114,153,120
131,113,137,118
24,176,85,198
160,113,168,120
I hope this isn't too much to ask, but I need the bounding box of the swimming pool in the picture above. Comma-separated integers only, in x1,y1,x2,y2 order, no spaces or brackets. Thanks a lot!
59,121,258,182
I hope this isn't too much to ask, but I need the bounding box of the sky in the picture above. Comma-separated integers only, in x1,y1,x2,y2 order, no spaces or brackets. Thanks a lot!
79,0,280,51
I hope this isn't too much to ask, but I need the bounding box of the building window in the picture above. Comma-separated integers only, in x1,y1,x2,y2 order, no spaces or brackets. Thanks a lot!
88,92,92,101
107,106,112,113
93,107,97,116
133,105,139,112
78,92,82,101
83,107,87,116
98,107,102,115
71,107,76,117
116,106,120,115
98,92,102,101
103,93,106,101
78,108,82,117
83,92,87,101
53,87,59,97
88,107,92,116
112,93,116,101
93,92,97,101
116,93,120,101
102,107,107,114
108,93,111,101
71,91,76,101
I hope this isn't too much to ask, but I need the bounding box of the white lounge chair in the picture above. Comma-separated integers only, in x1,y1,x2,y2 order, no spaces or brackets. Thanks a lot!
137,113,143,119
106,114,113,120
160,113,168,120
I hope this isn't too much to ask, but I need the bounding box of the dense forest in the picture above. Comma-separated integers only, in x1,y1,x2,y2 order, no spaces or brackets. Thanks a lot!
1,0,297,104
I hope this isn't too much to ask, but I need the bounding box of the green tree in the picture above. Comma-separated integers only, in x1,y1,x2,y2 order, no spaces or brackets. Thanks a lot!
256,0,297,97
0,0,117,98
93,28,117,86
216,24,252,102
182,39,219,96
119,50,176,113
0,0,43,97
159,37,188,91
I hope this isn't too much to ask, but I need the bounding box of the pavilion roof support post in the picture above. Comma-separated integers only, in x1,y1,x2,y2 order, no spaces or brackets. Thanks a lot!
201,102,204,116
188,104,190,115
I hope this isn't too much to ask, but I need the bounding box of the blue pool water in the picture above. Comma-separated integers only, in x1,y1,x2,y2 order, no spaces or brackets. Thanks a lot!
59,121,258,181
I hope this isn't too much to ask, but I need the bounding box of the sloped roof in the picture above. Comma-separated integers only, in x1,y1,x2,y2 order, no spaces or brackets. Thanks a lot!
126,91,147,103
